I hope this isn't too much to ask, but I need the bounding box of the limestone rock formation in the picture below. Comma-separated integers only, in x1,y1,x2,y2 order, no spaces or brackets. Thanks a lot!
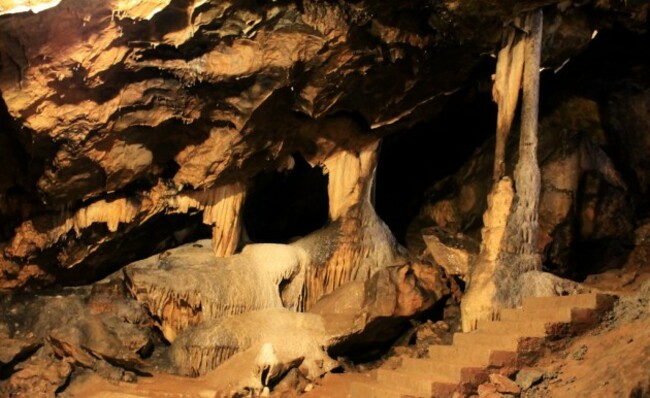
169,308,339,378
411,97,634,278
0,0,648,396
124,240,305,342
124,231,447,375
166,257,448,390
0,0,640,288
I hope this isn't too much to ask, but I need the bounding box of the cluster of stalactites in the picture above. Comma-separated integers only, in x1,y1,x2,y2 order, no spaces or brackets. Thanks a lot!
169,182,246,257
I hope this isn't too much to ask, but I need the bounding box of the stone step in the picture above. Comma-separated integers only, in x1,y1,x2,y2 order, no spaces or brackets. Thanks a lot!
453,331,520,352
431,381,462,398
399,358,462,383
522,293,604,311
477,319,549,337
352,294,617,398
375,368,444,396
427,344,492,365
349,380,426,398
500,306,574,323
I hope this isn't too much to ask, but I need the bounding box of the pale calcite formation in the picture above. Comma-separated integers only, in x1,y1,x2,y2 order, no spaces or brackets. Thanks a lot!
7,181,247,261
124,240,306,342
461,178,514,331
0,0,61,16
299,140,404,310
324,141,379,221
169,182,247,257
461,11,544,331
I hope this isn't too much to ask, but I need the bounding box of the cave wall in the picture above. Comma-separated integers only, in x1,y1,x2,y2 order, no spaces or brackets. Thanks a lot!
0,0,647,288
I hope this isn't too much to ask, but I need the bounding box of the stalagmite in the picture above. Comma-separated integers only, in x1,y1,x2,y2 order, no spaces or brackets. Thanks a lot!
298,140,404,310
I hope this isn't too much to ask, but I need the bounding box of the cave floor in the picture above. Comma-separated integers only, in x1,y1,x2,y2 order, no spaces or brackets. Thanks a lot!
64,315,650,398
62,266,650,398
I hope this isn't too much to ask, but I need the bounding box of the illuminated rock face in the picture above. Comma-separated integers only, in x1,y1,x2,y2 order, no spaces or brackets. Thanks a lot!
0,0,479,286
0,1,647,396
3,0,644,287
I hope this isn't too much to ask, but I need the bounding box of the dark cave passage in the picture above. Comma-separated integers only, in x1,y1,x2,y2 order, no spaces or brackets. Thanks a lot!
243,153,329,243
375,87,497,244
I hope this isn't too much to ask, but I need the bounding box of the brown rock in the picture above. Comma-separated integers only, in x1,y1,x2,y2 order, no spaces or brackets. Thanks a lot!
0,338,41,368
422,227,479,281
0,0,632,290
489,373,521,395
477,382,498,396
516,367,545,390
310,259,449,350
3,346,73,398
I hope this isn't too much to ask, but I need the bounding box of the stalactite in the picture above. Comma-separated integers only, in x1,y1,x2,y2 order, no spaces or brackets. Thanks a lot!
492,16,527,181
169,181,247,257
6,197,148,258
6,181,246,261
210,185,246,258
0,0,62,16
323,141,379,221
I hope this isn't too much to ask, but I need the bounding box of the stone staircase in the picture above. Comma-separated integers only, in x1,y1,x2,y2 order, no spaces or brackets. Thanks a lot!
348,293,615,398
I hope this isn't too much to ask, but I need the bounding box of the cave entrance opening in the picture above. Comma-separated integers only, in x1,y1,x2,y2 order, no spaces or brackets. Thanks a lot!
243,153,329,243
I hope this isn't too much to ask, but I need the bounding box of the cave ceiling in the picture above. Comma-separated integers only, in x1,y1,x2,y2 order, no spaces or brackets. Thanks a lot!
0,0,647,287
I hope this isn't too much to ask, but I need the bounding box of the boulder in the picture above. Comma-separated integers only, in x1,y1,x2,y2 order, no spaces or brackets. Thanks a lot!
516,367,545,390
422,227,479,282
489,373,521,395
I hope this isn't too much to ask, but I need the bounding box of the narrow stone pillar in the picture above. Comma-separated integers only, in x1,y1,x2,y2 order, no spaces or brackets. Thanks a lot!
462,10,544,331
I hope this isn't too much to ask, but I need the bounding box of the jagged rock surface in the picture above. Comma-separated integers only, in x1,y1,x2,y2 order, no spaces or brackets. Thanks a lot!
0,279,154,396
422,227,479,282
0,0,644,288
